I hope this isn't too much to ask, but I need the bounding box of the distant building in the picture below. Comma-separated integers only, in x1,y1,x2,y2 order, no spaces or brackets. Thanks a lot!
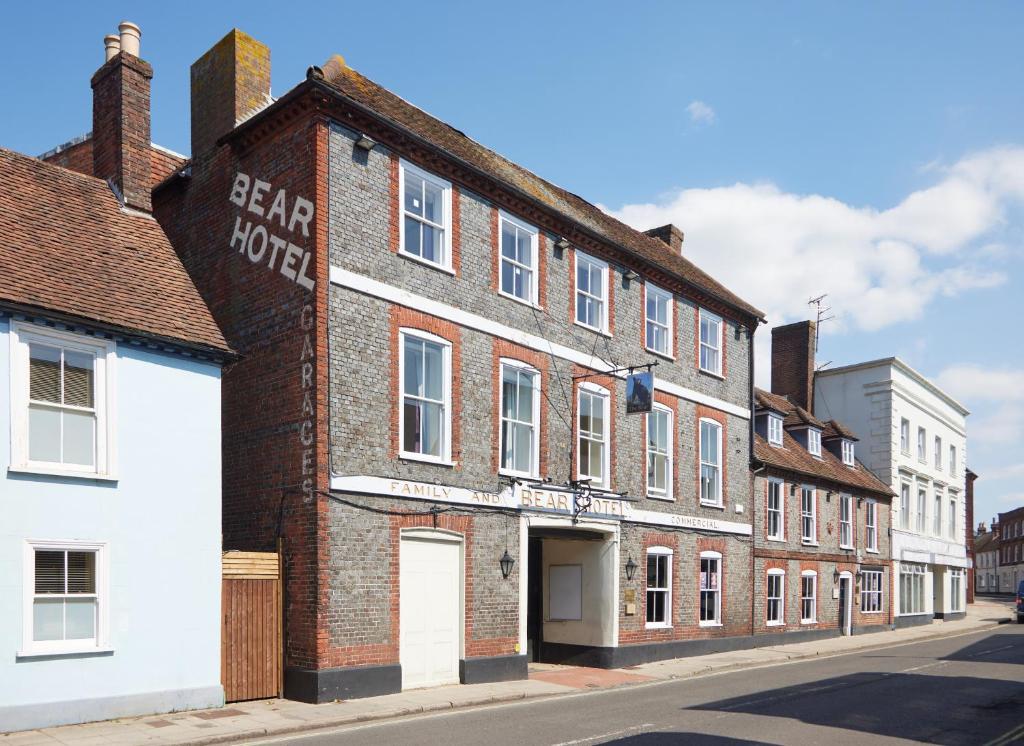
0,24,231,730
974,523,1001,593
815,355,970,624
997,506,1024,592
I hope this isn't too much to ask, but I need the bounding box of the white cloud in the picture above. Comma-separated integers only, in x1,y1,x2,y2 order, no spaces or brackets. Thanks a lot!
985,463,1024,481
934,365,1024,402
686,100,716,125
604,146,1024,338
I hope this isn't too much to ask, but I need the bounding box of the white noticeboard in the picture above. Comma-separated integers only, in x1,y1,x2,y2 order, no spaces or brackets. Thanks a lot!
549,564,583,621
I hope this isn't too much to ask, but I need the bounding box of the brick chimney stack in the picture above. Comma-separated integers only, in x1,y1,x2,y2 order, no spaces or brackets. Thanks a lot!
771,320,817,413
190,29,271,161
643,224,684,253
91,21,153,212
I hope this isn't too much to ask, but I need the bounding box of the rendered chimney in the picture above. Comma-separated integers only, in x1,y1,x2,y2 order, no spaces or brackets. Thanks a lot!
91,21,153,211
643,224,684,253
190,29,271,160
104,35,121,62
770,320,817,413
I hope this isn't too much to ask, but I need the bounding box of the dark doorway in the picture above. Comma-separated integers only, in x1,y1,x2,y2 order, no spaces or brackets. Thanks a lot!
527,537,543,661
839,576,851,635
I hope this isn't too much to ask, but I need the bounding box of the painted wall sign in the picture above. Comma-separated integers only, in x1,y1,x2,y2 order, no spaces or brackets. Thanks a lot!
329,476,753,536
625,371,653,414
229,172,316,291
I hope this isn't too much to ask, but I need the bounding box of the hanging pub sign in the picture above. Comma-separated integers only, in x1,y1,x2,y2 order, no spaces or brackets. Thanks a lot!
625,370,654,414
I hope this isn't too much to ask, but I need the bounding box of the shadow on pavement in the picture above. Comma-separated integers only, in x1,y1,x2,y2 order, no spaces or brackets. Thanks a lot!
609,735,770,745
688,669,1024,745
939,629,1023,665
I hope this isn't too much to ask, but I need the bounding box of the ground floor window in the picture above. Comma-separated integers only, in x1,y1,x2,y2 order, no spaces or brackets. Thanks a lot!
767,570,785,625
899,563,926,615
950,569,963,612
646,548,672,627
800,572,816,623
861,570,883,613
24,540,106,654
699,552,721,625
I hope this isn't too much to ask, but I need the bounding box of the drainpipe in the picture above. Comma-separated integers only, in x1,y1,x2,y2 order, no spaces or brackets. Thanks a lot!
748,322,761,636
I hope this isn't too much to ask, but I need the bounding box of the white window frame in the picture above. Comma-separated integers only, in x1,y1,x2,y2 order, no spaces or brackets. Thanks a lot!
398,159,453,273
577,382,610,488
800,485,817,545
949,445,956,476
645,546,672,629
866,499,878,552
497,211,540,307
767,414,783,447
900,482,911,529
861,569,883,613
917,426,926,462
9,321,117,480
934,489,943,536
807,428,822,458
699,418,723,507
900,418,910,455
839,494,853,548
698,309,723,376
699,551,722,627
498,359,541,479
950,569,963,612
916,486,927,534
645,404,673,500
574,252,609,334
398,328,453,465
766,478,784,541
644,283,673,358
800,571,817,624
841,439,855,466
948,496,957,540
21,539,109,657
766,569,785,626
899,563,926,615
934,436,942,469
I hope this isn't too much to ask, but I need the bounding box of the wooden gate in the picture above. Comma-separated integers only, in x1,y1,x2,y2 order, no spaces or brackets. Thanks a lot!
221,550,283,702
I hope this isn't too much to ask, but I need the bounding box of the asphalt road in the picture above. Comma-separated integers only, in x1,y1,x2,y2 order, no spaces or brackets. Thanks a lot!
247,624,1024,746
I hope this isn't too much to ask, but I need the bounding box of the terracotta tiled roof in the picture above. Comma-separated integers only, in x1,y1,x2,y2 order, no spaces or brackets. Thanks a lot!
753,387,890,496
785,403,826,430
0,147,230,354
823,419,858,441
317,63,764,321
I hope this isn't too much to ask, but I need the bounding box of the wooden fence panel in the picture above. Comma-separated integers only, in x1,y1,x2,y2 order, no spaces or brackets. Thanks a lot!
221,551,282,702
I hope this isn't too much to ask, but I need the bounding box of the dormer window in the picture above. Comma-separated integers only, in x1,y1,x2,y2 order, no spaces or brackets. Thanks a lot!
841,439,855,466
767,414,783,446
807,428,822,458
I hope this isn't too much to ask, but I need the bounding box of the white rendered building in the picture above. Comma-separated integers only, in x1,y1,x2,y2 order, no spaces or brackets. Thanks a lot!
815,358,969,625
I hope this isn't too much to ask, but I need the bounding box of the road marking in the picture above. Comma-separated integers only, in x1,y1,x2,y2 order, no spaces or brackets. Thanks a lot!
550,723,655,746
984,721,1024,746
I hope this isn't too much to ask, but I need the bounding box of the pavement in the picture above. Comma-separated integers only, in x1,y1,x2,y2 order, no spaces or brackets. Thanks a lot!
2,599,1014,746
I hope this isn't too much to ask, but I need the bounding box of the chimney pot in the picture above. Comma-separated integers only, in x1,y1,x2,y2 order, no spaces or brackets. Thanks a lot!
104,34,121,62
118,21,141,57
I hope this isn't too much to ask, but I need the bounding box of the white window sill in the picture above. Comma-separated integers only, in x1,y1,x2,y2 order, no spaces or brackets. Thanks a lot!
768,440,784,448
499,468,539,481
8,465,118,482
700,501,725,510
644,346,675,362
698,621,722,628
801,540,819,547
399,453,457,468
767,537,786,543
800,619,817,626
498,289,542,311
398,250,455,276
17,646,114,659
861,610,884,615
698,367,725,380
572,319,612,338
840,545,854,551
766,621,784,627
866,548,879,554
645,623,672,630
647,493,674,502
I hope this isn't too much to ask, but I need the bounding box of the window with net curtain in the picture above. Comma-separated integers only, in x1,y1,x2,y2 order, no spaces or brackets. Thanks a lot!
28,343,96,468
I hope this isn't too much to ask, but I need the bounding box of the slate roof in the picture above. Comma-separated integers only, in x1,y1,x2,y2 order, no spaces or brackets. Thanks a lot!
974,532,997,553
313,60,764,321
753,388,892,497
0,147,230,354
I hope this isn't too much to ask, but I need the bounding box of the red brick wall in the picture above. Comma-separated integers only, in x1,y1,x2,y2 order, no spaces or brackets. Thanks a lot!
770,321,816,412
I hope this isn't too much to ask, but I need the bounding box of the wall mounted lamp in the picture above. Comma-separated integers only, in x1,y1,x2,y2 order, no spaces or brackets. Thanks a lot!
500,550,515,579
625,556,638,581
354,133,376,151
623,268,640,282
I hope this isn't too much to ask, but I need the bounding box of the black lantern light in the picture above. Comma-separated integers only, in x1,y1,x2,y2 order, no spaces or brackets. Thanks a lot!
625,556,638,581
500,550,515,579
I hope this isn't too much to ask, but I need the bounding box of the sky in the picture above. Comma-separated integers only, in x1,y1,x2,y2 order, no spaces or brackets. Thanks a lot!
1,2,1021,527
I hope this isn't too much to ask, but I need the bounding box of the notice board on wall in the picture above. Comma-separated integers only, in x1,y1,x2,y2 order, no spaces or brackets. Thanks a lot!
549,564,583,620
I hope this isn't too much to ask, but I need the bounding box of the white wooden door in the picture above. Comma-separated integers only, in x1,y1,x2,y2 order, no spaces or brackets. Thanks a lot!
400,535,461,689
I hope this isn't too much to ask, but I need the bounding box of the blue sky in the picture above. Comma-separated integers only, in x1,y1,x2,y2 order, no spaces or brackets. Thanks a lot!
2,2,1021,526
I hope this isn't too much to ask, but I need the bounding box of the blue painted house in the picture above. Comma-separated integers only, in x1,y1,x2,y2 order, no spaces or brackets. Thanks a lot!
0,25,232,730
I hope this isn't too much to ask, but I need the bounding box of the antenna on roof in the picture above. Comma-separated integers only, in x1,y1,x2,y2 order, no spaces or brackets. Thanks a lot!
808,294,834,353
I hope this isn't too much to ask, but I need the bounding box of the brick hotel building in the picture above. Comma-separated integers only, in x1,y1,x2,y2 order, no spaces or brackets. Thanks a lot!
152,30,769,701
